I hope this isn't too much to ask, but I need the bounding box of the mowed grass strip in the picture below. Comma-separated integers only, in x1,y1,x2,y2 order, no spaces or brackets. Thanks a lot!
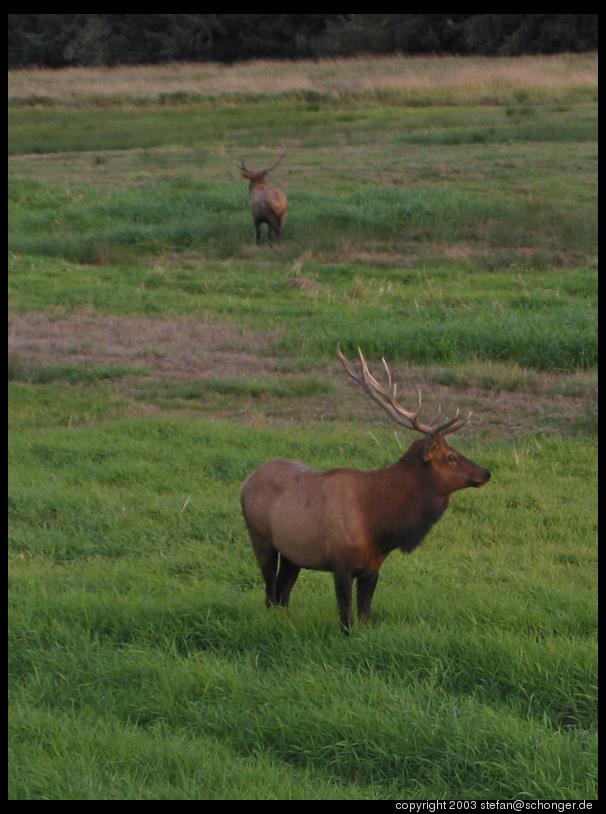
8,256,597,371
7,100,598,156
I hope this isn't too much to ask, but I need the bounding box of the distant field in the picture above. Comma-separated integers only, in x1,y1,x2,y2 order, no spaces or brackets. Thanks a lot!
8,54,597,800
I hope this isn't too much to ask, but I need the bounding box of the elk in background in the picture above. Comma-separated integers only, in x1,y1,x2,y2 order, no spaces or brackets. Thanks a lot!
240,347,491,633
239,151,287,245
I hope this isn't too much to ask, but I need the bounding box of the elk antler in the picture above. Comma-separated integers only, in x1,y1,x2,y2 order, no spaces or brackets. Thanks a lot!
336,345,471,437
260,150,286,175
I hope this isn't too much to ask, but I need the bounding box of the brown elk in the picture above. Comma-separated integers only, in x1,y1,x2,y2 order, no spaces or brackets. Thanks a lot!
239,151,287,245
240,346,491,633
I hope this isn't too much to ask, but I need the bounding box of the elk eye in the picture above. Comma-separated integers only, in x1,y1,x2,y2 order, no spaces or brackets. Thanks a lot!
447,454,457,462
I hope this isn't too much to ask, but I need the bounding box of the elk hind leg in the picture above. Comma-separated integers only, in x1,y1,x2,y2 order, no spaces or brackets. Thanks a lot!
276,555,301,607
334,568,354,634
267,212,282,246
357,571,379,624
250,534,279,607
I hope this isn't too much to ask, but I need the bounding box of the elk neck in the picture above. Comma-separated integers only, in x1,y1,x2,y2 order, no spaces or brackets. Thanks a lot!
248,176,266,194
363,439,449,555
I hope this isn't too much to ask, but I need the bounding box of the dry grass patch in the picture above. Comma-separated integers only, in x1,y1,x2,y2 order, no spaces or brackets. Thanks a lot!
9,53,597,105
8,310,276,379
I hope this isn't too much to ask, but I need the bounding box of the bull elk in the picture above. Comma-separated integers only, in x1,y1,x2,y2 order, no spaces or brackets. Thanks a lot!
239,151,287,246
240,347,491,633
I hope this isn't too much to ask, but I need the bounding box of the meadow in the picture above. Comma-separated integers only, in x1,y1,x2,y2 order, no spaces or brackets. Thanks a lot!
8,54,597,800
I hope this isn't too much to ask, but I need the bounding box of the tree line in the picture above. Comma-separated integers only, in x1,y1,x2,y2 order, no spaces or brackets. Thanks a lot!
8,14,598,69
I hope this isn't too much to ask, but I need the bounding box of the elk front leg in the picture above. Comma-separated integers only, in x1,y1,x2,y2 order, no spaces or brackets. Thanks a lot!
357,571,379,624
333,568,354,634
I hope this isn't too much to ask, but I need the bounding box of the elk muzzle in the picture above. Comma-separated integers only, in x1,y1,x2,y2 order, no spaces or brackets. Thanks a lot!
469,466,491,488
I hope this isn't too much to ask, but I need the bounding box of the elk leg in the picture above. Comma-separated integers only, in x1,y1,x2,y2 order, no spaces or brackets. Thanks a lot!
255,220,262,245
267,213,281,247
276,555,301,607
357,571,379,624
333,569,354,634
260,548,279,607
250,538,278,607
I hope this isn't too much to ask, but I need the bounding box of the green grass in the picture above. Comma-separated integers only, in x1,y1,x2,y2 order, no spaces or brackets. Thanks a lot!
9,399,597,799
7,101,598,155
134,375,335,408
8,357,150,384
427,360,596,397
9,705,364,800
8,57,597,800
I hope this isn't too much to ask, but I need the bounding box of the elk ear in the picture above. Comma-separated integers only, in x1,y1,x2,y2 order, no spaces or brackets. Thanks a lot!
422,435,440,462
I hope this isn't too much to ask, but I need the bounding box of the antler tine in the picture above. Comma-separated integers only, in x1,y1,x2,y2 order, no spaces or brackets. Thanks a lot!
261,150,286,175
390,386,432,431
359,350,423,427
336,344,364,385
358,348,389,398
381,357,398,401
439,410,473,436
348,347,392,406
361,347,426,427
434,408,461,435
428,402,443,427
358,350,403,408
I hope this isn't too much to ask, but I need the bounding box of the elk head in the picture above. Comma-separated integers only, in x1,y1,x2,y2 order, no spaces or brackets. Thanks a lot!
238,151,286,186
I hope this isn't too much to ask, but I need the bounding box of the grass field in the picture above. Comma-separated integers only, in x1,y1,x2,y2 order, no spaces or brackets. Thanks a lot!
8,54,597,800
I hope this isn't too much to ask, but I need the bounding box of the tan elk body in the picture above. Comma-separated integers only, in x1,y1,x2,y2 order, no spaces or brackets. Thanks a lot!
241,347,491,632
239,151,287,245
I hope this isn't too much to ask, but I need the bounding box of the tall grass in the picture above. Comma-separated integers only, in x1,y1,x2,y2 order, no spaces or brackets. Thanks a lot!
8,52,597,107
7,166,597,262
